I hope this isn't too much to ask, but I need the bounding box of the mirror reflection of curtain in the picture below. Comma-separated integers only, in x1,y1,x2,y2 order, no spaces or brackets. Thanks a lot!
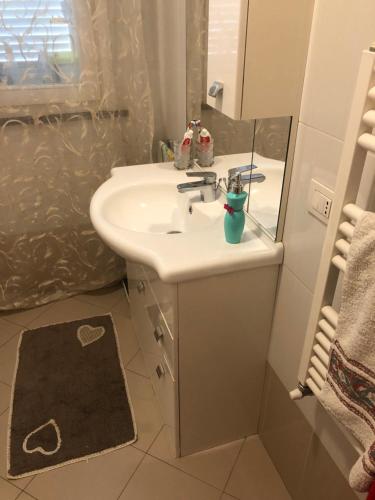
0,0,165,310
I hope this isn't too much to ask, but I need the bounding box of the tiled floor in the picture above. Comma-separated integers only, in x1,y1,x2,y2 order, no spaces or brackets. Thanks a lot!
0,285,290,500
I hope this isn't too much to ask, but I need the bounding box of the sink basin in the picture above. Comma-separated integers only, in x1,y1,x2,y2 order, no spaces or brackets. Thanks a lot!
101,183,222,234
90,160,283,283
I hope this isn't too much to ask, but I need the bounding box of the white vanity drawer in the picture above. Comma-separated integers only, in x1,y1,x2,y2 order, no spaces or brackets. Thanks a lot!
149,317,175,375
140,268,175,375
144,351,176,430
128,266,154,364
128,262,175,376
142,265,178,338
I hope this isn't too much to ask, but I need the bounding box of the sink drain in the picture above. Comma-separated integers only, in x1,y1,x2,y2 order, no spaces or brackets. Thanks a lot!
166,230,182,234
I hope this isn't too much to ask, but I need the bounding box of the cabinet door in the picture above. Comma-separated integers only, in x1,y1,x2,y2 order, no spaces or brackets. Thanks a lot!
241,0,314,119
206,0,248,119
206,0,314,119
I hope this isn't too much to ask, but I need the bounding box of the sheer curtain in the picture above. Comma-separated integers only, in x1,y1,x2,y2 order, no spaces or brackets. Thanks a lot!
0,0,160,310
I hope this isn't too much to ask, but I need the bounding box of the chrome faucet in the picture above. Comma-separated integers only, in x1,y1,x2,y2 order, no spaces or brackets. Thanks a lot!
226,164,266,191
177,171,218,203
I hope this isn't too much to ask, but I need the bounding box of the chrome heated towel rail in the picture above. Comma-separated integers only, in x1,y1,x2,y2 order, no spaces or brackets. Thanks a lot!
290,45,375,407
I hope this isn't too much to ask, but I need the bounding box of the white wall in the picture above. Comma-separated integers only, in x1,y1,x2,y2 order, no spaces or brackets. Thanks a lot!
268,0,375,487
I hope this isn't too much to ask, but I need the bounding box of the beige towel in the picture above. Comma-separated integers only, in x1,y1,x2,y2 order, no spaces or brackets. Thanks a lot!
319,211,375,492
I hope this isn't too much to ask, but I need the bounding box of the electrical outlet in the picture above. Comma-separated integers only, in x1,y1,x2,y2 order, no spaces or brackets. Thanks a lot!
308,179,334,224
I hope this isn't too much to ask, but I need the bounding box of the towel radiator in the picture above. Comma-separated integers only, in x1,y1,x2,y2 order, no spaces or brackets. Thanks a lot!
289,45,375,410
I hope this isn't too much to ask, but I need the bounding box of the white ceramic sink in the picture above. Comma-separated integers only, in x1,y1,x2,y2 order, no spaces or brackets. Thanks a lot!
101,183,222,234
90,158,283,282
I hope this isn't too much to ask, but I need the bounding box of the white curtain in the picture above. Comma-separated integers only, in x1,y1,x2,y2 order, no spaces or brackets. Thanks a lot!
0,0,178,309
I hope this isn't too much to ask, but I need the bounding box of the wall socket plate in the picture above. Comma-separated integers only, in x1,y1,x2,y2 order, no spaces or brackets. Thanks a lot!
308,179,334,224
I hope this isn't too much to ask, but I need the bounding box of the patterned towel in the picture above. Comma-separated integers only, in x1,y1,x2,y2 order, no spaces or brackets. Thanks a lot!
319,211,375,493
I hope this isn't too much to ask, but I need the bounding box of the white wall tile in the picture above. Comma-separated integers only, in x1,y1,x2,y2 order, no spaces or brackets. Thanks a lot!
300,0,375,140
297,396,362,496
268,0,375,491
268,266,313,389
283,124,343,291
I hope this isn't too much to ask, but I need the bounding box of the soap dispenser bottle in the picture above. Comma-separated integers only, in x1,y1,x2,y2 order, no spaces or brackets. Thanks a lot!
224,173,247,244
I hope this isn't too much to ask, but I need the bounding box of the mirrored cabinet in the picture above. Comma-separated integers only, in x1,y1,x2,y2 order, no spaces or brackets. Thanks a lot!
206,0,314,120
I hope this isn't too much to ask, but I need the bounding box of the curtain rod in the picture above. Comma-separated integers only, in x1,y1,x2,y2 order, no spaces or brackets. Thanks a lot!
0,109,128,127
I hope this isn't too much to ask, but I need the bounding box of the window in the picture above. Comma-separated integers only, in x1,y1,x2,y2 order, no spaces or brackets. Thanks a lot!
0,0,97,106
0,0,79,86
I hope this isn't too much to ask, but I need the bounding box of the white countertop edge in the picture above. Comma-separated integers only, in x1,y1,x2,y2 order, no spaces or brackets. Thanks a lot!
95,224,284,284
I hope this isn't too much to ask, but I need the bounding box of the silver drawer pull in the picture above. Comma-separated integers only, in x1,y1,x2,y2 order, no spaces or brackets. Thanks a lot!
153,326,164,342
155,364,165,378
136,280,145,293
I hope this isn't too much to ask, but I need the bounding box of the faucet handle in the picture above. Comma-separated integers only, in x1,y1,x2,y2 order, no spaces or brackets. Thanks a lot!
228,164,257,178
186,171,217,184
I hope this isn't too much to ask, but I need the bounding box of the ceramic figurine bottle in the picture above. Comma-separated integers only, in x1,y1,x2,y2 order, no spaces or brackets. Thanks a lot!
224,173,247,244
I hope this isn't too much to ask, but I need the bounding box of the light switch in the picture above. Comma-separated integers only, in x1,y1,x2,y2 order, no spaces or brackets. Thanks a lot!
308,179,334,224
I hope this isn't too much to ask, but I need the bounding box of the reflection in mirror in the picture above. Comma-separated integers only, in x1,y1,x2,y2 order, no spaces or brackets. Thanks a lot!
186,0,293,241
199,109,291,240
246,117,292,240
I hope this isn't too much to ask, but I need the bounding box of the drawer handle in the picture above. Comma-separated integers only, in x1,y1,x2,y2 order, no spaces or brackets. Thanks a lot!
153,326,164,342
155,364,165,378
136,281,145,293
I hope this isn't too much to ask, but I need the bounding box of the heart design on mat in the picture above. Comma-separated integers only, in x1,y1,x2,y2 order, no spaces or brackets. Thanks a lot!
22,419,62,456
77,324,105,347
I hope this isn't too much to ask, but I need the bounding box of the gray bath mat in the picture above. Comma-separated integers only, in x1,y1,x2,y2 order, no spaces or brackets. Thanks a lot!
7,314,136,478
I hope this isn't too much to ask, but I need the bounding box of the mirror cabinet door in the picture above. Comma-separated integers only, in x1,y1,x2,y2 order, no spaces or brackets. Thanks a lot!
206,0,314,120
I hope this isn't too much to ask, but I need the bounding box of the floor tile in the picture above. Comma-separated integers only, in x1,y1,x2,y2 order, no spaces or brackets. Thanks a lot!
125,370,163,452
15,492,38,500
149,426,243,490
112,294,131,316
27,298,108,330
119,454,221,500
0,303,53,329
26,445,144,500
111,308,139,366
0,411,33,489
225,436,291,500
0,333,21,385
0,319,21,348
0,382,11,415
127,349,148,377
74,284,125,310
0,477,22,500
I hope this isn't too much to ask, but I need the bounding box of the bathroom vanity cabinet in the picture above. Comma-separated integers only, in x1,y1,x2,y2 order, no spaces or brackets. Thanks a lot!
127,261,279,457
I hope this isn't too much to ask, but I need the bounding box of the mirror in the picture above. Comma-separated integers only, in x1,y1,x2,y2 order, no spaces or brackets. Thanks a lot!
199,107,291,240
205,0,314,120
185,0,313,241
